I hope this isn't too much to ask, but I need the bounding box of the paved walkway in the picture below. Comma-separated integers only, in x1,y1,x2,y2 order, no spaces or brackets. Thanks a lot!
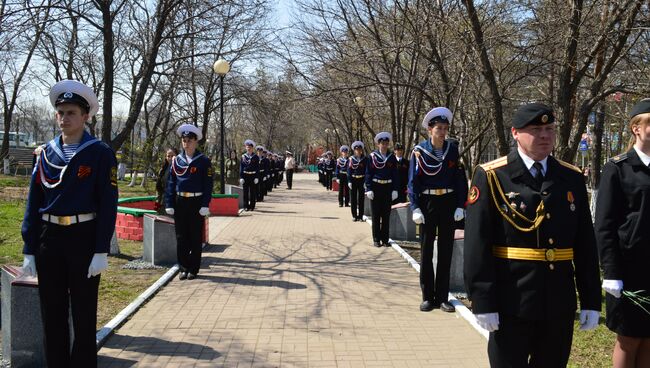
98,173,488,367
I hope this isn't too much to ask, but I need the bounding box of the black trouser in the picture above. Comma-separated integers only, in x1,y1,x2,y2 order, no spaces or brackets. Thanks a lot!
174,196,203,274
350,176,365,219
338,174,349,206
286,169,294,189
419,192,455,303
35,220,99,368
394,185,407,204
257,173,266,201
488,314,574,367
268,173,274,192
370,183,392,243
319,171,325,185
277,171,283,185
243,173,257,210
325,170,333,190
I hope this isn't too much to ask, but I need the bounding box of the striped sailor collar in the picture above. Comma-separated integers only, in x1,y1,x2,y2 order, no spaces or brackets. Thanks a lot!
48,131,99,162
177,150,204,165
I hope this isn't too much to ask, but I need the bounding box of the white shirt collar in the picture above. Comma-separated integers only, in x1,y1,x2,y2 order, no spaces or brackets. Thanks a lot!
517,147,548,175
633,146,650,166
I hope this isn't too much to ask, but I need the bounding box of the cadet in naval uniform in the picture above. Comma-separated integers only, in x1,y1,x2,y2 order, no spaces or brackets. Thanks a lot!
239,140,259,211
394,143,409,204
165,124,213,280
21,80,118,367
595,98,650,367
464,103,601,367
256,146,268,201
335,145,350,207
284,151,295,189
347,141,367,221
365,132,399,247
324,151,335,190
409,107,468,313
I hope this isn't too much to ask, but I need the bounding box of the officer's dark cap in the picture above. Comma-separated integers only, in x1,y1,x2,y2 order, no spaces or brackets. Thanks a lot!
630,98,650,119
512,103,555,129
55,92,90,113
181,131,198,140
394,143,404,150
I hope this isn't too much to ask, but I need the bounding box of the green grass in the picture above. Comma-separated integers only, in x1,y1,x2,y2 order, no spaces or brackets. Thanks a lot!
569,296,615,367
0,174,30,187
0,198,26,265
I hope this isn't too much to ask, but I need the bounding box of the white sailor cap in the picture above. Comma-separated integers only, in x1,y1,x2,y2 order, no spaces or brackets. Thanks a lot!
285,150,293,155
256,145,265,151
340,145,350,152
49,80,100,117
244,139,256,147
325,151,333,156
351,141,364,150
374,131,392,144
422,107,453,129
176,123,202,140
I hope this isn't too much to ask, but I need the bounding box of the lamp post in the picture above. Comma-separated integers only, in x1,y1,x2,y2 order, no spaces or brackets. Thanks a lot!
354,96,364,141
213,58,230,194
325,128,330,152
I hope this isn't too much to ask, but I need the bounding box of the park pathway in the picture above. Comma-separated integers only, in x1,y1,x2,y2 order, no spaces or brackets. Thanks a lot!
98,172,488,367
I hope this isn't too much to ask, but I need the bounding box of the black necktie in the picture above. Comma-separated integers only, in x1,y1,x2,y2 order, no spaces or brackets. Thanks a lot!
533,162,544,187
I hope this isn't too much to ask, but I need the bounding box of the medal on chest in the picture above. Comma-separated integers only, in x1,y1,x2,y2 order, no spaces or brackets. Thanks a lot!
567,191,575,211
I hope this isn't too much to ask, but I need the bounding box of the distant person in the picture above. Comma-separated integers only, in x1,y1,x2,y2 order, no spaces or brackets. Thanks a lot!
155,147,178,213
240,140,259,211
394,143,409,203
285,151,295,189
347,141,367,221
117,162,127,180
324,151,335,191
165,124,213,280
225,149,239,185
595,98,650,368
335,145,350,207
22,80,117,367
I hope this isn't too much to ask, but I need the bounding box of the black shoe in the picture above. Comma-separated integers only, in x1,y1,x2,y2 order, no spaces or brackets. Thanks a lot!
373,241,381,247
344,204,350,207
353,218,358,222
179,272,188,280
187,273,197,280
339,204,343,207
440,301,455,313
420,300,435,312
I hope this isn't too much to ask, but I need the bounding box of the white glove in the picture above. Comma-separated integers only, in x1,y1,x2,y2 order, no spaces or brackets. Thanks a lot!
365,191,374,200
254,178,259,184
475,313,499,332
263,177,267,181
87,253,108,278
22,255,36,277
199,207,210,216
454,208,465,221
336,179,340,183
602,279,623,298
579,310,600,330
391,191,398,201
165,208,174,215
412,208,425,224
348,183,352,189
239,178,244,185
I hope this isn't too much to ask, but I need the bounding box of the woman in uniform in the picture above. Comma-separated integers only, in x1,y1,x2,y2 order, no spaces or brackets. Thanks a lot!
365,132,398,247
156,147,178,213
595,98,650,368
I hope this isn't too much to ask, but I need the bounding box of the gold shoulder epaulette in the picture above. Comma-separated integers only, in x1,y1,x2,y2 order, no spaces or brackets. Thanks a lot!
479,156,508,171
557,159,581,173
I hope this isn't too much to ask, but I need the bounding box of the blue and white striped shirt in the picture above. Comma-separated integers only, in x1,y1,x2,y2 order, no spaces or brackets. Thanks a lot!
62,143,79,162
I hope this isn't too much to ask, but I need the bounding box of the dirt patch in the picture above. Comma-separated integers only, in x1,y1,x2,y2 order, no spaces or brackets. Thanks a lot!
0,187,28,201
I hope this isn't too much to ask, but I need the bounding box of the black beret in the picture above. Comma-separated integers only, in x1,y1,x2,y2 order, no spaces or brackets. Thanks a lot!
55,92,90,112
630,98,650,118
394,143,404,150
512,103,555,129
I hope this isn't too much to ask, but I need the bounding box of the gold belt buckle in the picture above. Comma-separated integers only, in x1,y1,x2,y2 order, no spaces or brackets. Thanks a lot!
545,248,556,262
58,216,72,226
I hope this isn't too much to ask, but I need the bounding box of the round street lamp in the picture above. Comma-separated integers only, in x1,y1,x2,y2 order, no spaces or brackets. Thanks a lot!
213,59,230,194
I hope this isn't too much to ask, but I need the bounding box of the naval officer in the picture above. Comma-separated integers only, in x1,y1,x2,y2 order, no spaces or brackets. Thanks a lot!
464,103,601,367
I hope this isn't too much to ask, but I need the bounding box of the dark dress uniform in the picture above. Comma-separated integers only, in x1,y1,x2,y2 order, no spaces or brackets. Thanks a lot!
258,154,268,201
165,150,213,275
394,155,409,204
240,152,259,210
335,156,350,206
318,159,325,186
365,150,398,246
22,131,118,367
324,157,335,190
464,150,601,367
408,139,467,309
595,148,650,337
347,154,367,221
276,157,284,186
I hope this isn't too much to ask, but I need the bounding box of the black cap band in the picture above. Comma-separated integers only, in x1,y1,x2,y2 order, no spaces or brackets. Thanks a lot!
55,92,90,111
181,131,197,139
428,115,449,126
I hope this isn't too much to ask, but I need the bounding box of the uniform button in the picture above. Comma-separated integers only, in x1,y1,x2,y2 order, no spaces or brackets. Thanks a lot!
548,238,554,245
546,213,551,219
